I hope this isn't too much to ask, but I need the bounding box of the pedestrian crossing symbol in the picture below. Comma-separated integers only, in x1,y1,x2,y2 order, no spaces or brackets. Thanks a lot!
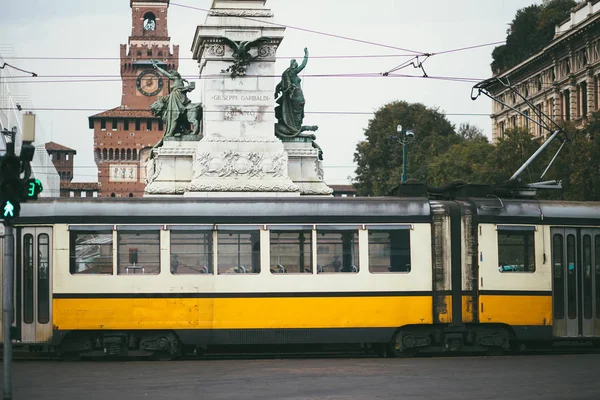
3,201,15,218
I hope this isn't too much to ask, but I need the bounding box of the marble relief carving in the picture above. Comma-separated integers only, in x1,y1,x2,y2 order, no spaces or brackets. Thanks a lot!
205,44,225,57
193,151,288,179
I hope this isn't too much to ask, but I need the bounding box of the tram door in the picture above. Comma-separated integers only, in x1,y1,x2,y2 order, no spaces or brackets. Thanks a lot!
551,228,600,338
19,227,53,343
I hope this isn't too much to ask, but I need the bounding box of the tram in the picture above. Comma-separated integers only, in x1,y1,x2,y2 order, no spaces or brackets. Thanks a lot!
0,191,598,360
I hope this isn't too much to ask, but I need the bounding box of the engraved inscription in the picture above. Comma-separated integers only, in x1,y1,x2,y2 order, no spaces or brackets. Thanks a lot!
224,30,261,41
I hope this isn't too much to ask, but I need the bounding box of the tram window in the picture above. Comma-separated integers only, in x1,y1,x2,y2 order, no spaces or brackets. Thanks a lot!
316,229,359,273
170,231,213,274
118,231,160,275
595,235,600,319
217,231,260,274
497,230,535,273
552,234,564,320
368,230,411,273
38,234,50,324
23,234,34,324
69,231,113,274
583,235,593,319
567,234,576,319
270,230,312,274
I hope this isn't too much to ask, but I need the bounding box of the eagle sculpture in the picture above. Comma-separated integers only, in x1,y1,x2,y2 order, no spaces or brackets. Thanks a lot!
220,36,271,77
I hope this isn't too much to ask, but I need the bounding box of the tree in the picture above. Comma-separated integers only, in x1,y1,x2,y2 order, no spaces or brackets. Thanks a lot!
353,101,459,196
427,135,495,186
491,0,576,74
545,114,600,200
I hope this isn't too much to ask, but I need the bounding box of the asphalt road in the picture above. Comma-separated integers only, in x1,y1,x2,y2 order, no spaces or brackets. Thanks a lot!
1,354,599,400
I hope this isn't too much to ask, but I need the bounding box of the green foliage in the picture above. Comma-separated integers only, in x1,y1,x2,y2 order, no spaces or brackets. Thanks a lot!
353,100,600,201
352,101,457,196
544,115,600,200
491,0,576,74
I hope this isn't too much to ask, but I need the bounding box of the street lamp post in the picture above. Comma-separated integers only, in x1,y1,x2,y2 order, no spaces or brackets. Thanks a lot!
391,124,415,183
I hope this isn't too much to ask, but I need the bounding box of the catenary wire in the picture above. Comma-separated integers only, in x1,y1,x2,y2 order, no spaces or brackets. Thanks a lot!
170,2,425,55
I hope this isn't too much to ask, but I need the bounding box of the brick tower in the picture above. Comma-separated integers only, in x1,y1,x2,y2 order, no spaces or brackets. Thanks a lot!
89,0,179,198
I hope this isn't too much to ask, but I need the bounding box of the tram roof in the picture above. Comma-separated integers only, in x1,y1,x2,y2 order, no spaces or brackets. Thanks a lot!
16,196,433,225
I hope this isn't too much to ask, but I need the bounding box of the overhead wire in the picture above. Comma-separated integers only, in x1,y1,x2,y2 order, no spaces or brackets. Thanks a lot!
170,2,425,55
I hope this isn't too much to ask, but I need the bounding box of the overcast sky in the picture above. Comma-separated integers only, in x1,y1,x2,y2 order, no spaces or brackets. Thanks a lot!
1,0,540,184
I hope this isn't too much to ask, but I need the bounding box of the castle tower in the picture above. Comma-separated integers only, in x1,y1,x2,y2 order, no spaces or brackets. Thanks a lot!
89,0,180,198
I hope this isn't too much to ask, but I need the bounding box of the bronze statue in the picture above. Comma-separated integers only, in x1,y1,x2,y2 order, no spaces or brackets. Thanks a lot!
274,48,321,158
221,36,270,77
149,59,202,141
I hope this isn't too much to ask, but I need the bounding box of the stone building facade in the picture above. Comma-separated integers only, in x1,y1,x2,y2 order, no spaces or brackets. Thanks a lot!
89,0,179,198
45,142,76,182
45,141,99,198
490,1,600,141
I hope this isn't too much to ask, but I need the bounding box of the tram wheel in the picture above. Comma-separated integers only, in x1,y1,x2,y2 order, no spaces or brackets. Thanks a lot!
149,334,180,361
388,332,417,358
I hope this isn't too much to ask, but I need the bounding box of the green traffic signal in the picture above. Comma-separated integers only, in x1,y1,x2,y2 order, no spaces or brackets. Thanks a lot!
25,178,43,199
1,199,20,220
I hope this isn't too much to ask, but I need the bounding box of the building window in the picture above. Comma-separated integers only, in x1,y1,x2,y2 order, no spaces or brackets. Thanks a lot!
93,191,98,198
128,193,134,198
81,191,87,198
582,82,588,118
133,149,138,161
497,227,536,273
316,227,359,273
270,229,312,274
121,149,126,160
102,149,107,160
56,152,61,161
118,230,160,275
158,120,164,131
127,149,132,160
111,193,116,198
146,120,152,131
69,191,75,198
499,121,505,138
124,119,129,131
69,229,113,274
66,154,69,161
564,89,571,121
100,119,106,130
135,119,141,131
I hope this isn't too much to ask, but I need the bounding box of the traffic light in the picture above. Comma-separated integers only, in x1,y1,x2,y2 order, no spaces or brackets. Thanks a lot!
0,153,23,222
22,178,43,200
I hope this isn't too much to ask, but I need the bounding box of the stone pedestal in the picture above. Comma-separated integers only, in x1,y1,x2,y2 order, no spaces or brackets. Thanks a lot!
187,0,300,196
144,0,333,197
144,138,198,196
283,138,333,196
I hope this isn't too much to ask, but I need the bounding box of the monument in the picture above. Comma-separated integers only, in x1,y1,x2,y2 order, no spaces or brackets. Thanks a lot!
144,0,333,196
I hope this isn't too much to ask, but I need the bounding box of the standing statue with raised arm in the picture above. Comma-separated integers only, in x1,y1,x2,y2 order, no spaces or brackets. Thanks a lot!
274,48,319,140
149,59,203,142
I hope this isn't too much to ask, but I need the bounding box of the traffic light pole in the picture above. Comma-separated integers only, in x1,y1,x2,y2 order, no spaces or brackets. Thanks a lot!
1,127,16,400
2,223,13,400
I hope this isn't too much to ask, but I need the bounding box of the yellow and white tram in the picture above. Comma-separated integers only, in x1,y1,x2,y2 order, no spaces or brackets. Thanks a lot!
0,195,599,359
